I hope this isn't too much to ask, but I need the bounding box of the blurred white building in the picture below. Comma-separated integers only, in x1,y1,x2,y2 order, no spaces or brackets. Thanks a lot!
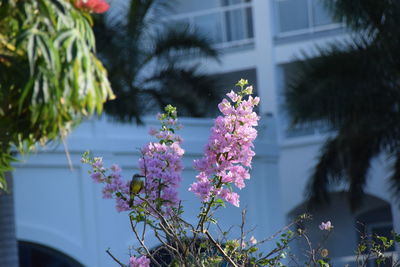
13,0,400,266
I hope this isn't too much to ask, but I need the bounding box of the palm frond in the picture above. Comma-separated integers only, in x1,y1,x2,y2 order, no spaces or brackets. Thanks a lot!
322,0,391,34
288,0,400,210
285,40,393,128
94,0,220,122
389,152,400,206
345,131,380,210
306,138,346,207
144,65,220,117
151,26,220,62
127,0,155,38
306,126,382,210
104,84,143,123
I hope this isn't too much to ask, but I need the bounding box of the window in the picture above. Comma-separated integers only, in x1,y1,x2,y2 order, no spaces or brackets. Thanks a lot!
277,0,309,33
275,0,339,37
165,0,254,49
277,62,332,139
172,0,220,14
212,68,258,96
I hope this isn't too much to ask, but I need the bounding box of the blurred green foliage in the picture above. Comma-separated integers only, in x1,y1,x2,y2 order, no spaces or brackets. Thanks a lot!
0,0,114,190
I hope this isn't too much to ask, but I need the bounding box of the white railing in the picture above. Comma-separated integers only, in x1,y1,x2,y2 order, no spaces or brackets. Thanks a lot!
283,120,333,138
276,23,343,39
163,2,254,50
274,0,343,38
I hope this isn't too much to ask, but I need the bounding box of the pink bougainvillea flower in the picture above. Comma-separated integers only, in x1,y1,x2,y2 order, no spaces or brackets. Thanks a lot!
129,255,150,267
90,171,103,183
250,235,257,245
189,81,260,207
138,123,184,214
319,221,333,231
84,106,183,214
75,0,110,14
135,105,184,215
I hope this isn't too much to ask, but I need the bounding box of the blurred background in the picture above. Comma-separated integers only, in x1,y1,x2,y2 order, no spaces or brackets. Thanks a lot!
3,0,400,266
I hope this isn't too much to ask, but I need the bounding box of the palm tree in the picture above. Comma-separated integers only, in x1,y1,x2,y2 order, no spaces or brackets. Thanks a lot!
93,0,221,123
284,0,400,209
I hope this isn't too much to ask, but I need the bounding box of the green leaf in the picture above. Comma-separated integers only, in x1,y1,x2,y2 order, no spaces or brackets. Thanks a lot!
18,78,34,113
317,259,329,267
27,33,37,75
248,247,258,253
392,231,400,243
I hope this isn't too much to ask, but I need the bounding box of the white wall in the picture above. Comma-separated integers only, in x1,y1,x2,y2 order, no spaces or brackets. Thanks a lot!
279,137,400,262
13,115,279,266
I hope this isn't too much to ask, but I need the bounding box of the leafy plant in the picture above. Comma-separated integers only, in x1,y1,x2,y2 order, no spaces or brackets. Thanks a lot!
0,0,114,190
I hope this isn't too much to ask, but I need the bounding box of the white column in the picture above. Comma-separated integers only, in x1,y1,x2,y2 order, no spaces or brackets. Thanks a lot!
253,0,279,116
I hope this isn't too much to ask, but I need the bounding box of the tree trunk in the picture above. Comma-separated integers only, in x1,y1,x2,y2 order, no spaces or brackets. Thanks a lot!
0,172,19,267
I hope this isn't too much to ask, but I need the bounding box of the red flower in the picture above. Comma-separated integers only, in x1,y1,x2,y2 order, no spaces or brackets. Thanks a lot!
75,0,110,14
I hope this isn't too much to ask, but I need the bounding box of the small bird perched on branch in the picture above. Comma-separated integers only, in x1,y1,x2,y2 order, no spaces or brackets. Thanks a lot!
129,174,145,207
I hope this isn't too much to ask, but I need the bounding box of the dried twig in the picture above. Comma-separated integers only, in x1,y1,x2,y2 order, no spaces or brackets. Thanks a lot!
106,248,126,267
240,209,246,252
205,230,238,267
130,217,162,267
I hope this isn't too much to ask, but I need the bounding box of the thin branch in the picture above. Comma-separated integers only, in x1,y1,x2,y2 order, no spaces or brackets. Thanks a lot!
205,230,238,267
154,229,180,256
287,252,302,267
60,128,74,171
264,241,292,260
256,217,306,246
301,232,317,265
130,217,162,267
149,244,170,267
142,216,147,241
106,248,126,267
240,209,246,252
138,196,187,253
153,228,185,265
197,177,223,232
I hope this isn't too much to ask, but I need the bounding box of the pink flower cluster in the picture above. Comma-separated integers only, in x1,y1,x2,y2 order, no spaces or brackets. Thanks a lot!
189,83,260,207
83,156,131,212
129,255,150,267
82,106,184,215
138,106,184,214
